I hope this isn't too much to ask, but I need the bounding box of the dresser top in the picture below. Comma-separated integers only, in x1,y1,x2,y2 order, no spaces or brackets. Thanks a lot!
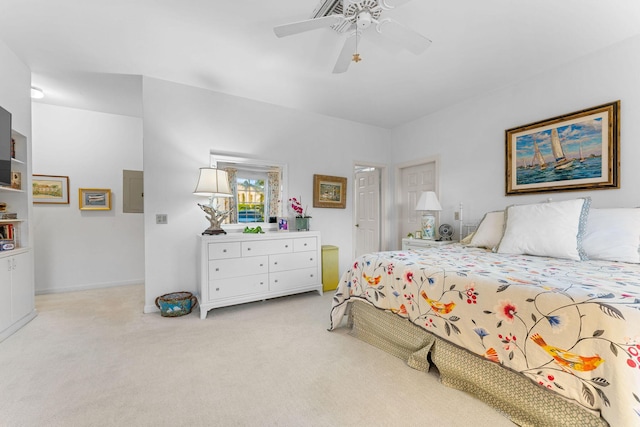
200,230,320,243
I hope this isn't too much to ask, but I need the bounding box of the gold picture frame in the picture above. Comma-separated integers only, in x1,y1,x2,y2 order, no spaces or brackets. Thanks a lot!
32,174,70,204
505,100,620,195
79,188,111,211
313,174,347,209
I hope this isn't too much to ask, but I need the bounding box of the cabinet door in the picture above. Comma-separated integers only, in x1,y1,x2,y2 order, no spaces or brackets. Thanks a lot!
269,252,318,273
0,257,11,330
270,268,319,292
11,252,33,322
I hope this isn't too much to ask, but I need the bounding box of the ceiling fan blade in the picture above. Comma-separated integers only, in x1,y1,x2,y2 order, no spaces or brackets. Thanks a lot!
380,0,412,9
377,18,431,54
274,15,347,38
333,32,358,74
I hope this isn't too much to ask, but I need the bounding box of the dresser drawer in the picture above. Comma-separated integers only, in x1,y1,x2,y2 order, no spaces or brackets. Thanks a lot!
209,256,268,280
269,251,318,272
208,242,241,260
242,239,293,256
208,274,268,300
270,268,319,292
293,237,316,252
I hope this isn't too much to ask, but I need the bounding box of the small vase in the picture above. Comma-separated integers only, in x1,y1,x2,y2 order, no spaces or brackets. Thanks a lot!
295,217,310,231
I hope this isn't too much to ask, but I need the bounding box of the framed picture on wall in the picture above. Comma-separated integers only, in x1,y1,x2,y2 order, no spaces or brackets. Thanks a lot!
79,188,111,211
505,101,620,195
313,174,347,209
32,174,70,204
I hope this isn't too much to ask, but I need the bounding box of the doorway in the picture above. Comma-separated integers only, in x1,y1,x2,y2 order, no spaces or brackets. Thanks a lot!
353,163,385,258
396,158,439,248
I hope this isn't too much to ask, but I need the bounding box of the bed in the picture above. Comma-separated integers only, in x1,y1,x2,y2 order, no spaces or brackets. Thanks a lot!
329,199,640,427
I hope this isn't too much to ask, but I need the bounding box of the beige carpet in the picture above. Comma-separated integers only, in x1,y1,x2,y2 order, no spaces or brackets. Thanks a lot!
0,285,514,426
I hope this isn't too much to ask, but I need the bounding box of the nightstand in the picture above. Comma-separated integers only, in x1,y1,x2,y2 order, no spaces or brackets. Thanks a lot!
401,238,457,250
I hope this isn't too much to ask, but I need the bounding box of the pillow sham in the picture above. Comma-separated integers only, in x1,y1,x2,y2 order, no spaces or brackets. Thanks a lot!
582,208,640,263
497,198,591,261
468,211,504,249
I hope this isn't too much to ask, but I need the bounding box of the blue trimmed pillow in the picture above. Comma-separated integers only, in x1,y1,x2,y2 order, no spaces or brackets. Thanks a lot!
582,208,640,263
497,198,591,261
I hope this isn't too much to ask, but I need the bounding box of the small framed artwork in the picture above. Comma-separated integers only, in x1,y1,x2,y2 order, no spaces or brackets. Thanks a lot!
414,230,422,239
506,100,620,195
33,174,70,204
11,171,21,190
79,188,111,211
277,217,289,232
313,174,347,209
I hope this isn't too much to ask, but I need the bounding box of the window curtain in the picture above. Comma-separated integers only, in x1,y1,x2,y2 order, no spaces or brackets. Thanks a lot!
267,170,281,219
224,168,238,223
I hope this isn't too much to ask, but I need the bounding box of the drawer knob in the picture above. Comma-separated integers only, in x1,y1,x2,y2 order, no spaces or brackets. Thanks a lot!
215,287,220,291
310,274,314,278
285,245,289,248
304,243,307,246
275,279,278,283
215,268,220,271
310,258,313,261
223,249,227,253
247,247,252,251
260,263,263,267
274,261,278,265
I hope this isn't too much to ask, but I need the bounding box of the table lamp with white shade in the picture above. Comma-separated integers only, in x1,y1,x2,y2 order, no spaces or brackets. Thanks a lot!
193,167,234,235
415,191,442,240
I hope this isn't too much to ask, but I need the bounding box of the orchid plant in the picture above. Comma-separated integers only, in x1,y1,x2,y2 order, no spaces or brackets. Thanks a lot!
289,197,310,218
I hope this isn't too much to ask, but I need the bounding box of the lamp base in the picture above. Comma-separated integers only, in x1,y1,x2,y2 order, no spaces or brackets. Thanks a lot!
421,213,436,240
202,228,227,236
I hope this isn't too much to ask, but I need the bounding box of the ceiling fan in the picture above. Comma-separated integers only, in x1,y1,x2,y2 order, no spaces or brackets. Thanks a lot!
273,0,432,73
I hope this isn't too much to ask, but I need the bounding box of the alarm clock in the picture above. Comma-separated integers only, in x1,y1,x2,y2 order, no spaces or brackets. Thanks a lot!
438,224,454,240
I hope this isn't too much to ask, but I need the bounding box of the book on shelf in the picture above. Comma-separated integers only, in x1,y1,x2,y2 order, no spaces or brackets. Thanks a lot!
0,212,18,219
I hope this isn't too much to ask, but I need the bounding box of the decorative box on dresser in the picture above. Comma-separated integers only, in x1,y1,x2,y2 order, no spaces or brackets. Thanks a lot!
198,231,322,319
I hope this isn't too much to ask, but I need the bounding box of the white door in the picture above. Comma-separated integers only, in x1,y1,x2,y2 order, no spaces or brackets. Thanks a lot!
398,161,437,247
355,167,381,257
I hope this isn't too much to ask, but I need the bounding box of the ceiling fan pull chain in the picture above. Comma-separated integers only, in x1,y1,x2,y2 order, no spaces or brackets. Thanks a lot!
353,15,362,63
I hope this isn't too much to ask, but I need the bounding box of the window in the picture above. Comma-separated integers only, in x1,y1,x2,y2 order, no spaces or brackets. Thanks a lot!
209,152,287,227
237,177,265,223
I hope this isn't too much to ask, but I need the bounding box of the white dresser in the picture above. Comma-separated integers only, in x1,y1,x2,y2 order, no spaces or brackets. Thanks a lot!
198,231,322,319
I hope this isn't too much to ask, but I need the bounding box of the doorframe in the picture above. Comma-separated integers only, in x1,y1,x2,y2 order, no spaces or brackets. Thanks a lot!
352,160,389,259
394,155,441,248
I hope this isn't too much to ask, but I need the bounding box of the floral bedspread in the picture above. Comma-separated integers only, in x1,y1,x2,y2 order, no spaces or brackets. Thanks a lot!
329,245,640,426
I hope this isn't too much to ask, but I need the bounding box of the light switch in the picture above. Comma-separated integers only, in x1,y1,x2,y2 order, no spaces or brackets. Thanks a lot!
156,214,168,224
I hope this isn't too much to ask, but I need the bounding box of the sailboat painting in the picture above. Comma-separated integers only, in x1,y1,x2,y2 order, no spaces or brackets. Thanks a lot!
506,101,620,195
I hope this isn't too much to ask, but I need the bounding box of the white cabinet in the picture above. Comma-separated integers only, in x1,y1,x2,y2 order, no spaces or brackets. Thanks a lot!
401,238,457,250
0,127,35,342
0,250,35,338
198,232,322,319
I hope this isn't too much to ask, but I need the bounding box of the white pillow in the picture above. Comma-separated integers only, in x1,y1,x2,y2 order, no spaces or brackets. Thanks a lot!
497,198,591,261
468,211,504,249
582,208,640,263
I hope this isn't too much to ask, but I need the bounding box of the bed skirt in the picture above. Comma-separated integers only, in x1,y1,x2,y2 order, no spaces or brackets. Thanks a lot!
346,300,607,427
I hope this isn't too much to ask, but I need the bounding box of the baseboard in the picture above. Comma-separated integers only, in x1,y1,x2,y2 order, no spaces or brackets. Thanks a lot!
35,279,145,295
0,309,37,343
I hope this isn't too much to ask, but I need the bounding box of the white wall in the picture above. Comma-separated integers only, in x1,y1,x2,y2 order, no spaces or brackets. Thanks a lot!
392,35,640,233
142,77,391,311
31,103,144,293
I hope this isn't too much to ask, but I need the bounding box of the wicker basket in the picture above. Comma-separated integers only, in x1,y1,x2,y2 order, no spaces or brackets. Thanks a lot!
155,291,197,317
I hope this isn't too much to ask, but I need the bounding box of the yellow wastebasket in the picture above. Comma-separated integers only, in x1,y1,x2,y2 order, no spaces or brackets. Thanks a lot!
322,245,339,292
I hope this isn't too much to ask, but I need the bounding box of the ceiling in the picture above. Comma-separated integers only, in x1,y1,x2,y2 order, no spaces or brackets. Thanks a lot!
1,0,639,128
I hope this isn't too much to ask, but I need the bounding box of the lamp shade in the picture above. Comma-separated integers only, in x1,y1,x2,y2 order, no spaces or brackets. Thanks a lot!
415,191,442,211
193,168,233,197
